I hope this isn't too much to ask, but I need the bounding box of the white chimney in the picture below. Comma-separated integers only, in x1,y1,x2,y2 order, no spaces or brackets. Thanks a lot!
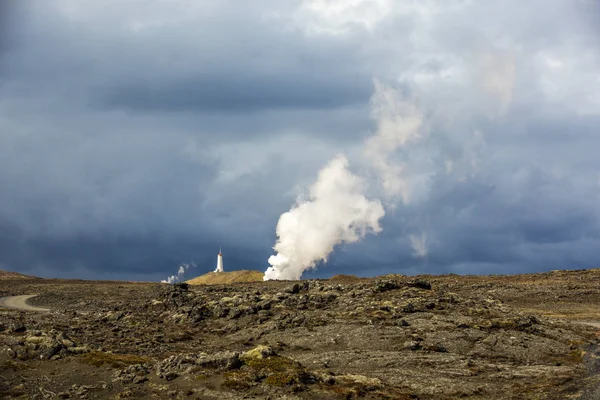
215,247,224,273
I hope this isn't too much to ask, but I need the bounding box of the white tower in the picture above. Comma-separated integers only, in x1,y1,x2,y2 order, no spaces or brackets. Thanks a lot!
215,247,224,273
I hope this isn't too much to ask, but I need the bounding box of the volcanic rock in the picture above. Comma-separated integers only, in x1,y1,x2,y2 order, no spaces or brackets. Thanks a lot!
2,270,600,398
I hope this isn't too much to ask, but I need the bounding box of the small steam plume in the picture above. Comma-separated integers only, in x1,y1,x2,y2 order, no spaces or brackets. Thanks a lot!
265,80,427,280
264,156,385,280
409,233,428,259
161,262,196,284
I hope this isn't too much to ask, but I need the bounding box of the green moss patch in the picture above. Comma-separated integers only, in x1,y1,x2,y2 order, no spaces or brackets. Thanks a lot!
223,355,314,389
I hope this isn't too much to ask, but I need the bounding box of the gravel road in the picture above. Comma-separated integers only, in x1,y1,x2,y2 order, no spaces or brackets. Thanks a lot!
0,295,50,312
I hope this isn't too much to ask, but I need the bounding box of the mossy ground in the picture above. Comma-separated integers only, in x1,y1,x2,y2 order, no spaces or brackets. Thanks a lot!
2,360,33,371
80,351,152,368
223,355,313,389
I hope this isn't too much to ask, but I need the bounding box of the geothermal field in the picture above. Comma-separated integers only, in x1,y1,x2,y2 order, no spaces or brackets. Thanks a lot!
1,269,600,399
3,1,599,399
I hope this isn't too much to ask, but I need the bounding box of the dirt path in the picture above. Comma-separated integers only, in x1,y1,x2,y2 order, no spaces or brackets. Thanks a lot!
577,321,600,329
0,295,50,312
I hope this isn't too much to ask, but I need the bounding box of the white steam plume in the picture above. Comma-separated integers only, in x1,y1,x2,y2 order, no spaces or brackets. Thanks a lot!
161,262,196,284
265,81,427,280
264,156,385,280
365,79,426,202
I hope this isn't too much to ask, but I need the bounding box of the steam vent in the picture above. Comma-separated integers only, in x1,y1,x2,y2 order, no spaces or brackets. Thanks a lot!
214,248,224,273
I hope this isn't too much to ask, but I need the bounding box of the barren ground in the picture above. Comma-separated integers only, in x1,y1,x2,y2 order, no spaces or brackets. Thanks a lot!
1,269,600,399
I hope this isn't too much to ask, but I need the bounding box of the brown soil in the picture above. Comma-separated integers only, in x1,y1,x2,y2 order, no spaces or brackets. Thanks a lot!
186,270,264,285
1,269,600,399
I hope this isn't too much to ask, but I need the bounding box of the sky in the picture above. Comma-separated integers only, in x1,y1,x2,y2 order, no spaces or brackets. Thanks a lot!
1,0,599,281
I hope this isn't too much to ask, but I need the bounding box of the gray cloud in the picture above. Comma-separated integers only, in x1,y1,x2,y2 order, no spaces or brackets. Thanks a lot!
1,0,599,280
97,72,371,112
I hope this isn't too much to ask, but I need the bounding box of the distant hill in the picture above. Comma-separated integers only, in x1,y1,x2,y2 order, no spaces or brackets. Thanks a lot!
329,274,365,282
186,270,264,285
0,270,37,280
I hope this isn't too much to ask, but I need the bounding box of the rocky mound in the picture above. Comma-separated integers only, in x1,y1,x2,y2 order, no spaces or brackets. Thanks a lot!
329,274,365,282
185,270,264,285
0,270,36,280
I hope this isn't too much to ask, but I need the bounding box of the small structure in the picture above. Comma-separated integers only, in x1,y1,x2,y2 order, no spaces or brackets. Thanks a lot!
214,247,224,273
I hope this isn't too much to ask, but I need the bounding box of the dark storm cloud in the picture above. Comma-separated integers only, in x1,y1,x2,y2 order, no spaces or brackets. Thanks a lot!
2,1,371,114
0,1,14,47
0,0,599,280
97,72,371,112
323,171,600,278
0,1,24,66
0,234,254,279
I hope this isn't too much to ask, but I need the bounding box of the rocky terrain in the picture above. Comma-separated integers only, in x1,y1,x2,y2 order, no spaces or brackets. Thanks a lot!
1,269,600,399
